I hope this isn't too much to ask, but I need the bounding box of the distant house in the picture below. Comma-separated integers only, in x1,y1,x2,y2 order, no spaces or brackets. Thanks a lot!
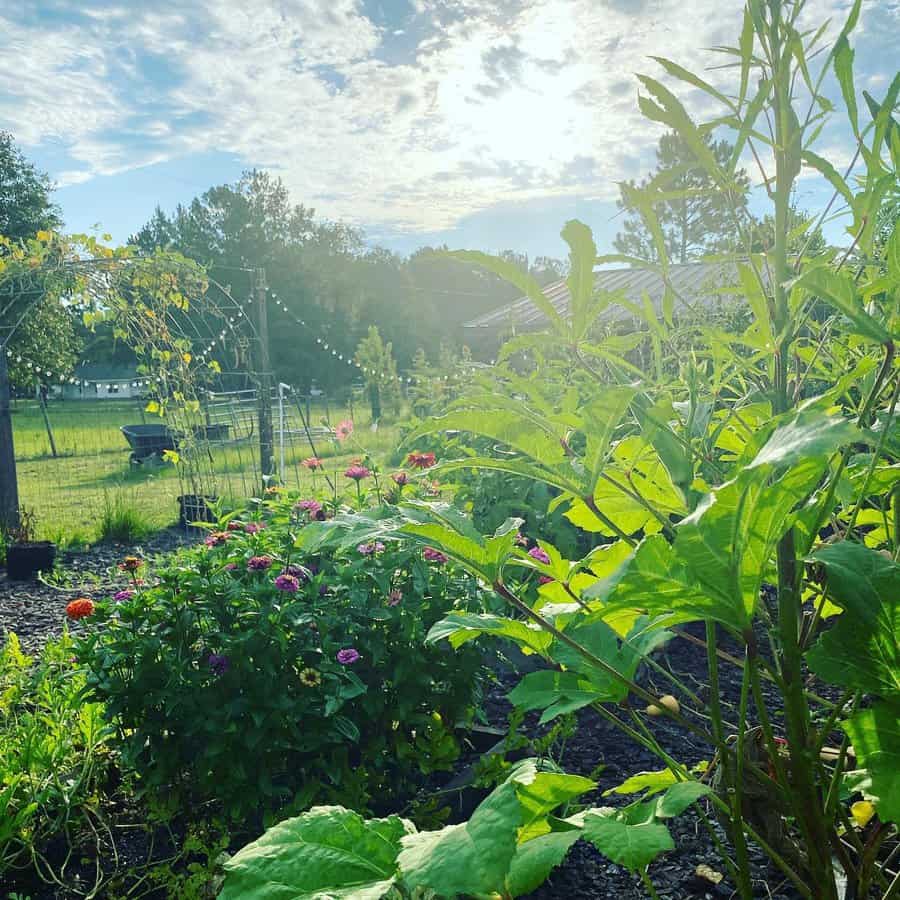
61,364,146,400
463,260,758,350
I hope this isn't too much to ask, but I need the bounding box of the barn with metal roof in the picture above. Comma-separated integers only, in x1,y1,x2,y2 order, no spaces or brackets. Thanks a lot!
462,260,760,340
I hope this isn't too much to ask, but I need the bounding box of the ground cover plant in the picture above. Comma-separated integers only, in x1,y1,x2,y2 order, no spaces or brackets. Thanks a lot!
220,1,900,897
0,631,115,894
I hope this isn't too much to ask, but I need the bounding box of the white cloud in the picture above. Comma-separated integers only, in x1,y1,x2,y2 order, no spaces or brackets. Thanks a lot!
0,0,889,233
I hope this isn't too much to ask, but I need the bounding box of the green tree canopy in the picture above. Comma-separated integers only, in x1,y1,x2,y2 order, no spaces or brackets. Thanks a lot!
0,133,79,388
614,131,751,263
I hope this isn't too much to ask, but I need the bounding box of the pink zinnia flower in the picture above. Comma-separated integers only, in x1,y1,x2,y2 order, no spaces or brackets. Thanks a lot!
337,648,360,665
275,573,300,592
113,589,134,602
391,471,409,486
244,522,265,534
302,456,324,470
423,547,448,564
296,499,323,517
528,546,551,565
205,531,229,547
538,575,554,585
344,464,371,481
357,541,385,555
407,451,437,469
335,420,354,442
247,555,273,571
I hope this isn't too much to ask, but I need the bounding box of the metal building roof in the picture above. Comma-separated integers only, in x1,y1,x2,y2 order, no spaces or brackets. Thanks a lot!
463,260,758,330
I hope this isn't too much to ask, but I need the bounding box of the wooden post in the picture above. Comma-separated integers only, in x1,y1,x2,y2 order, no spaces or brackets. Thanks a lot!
0,348,20,533
39,392,58,458
255,268,275,489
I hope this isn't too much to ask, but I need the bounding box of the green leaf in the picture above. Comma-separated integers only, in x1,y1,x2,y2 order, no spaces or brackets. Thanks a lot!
604,769,678,798
515,768,596,841
220,806,414,900
397,768,523,896
583,812,674,872
842,702,900,823
800,151,854,209
834,36,858,137
505,830,580,897
636,75,725,189
446,249,565,334
427,613,553,656
655,781,711,818
508,670,611,723
651,56,732,109
562,220,599,339
797,267,891,343
805,542,899,697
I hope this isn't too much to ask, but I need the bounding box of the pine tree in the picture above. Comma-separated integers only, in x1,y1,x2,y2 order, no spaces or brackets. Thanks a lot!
614,131,750,263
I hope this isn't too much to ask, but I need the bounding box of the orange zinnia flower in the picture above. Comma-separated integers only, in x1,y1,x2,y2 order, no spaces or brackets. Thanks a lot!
66,597,95,620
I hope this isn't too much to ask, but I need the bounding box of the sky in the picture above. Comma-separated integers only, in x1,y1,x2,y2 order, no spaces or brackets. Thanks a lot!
1,0,897,260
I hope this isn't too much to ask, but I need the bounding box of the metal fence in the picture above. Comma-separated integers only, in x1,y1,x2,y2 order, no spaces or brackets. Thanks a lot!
9,383,377,542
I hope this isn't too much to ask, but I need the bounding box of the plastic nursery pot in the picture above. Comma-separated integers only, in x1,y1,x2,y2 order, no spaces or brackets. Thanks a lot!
177,495,218,529
5,541,57,580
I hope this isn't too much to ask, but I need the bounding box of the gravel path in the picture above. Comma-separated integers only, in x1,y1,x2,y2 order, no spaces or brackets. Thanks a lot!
0,529,198,653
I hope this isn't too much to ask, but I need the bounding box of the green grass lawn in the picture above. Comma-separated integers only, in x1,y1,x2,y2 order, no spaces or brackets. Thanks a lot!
10,397,407,542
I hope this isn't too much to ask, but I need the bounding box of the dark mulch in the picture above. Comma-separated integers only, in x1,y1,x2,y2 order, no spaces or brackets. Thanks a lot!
0,528,198,653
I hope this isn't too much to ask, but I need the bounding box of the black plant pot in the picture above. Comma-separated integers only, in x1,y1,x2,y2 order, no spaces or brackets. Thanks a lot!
6,541,57,580
178,494,217,528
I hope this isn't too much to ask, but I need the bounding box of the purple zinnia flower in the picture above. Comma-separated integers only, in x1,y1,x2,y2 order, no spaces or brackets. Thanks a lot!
208,653,230,676
274,573,300,592
528,546,551,565
247,555,273,571
281,564,309,581
423,547,448,564
344,464,371,481
244,522,265,534
113,589,134,602
357,541,385,556
337,648,360,665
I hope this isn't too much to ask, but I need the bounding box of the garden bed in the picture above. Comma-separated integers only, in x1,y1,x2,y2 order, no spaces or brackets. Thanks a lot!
0,528,197,654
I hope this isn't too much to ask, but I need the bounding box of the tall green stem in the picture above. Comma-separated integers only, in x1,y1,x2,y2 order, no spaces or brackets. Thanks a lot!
768,7,837,897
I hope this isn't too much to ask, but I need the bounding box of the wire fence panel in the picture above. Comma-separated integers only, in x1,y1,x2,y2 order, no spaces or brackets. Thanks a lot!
10,383,394,542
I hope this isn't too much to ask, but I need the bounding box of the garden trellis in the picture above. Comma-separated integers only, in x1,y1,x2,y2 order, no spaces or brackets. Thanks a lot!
0,241,261,532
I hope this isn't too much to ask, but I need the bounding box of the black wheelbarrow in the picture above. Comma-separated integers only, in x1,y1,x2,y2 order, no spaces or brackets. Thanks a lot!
121,424,178,464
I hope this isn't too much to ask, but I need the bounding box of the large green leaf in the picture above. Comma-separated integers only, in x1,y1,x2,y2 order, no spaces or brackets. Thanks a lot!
582,812,674,872
399,761,585,897
593,533,746,631
220,806,414,900
806,542,899,697
842,702,900,824
398,508,521,583
427,613,553,655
